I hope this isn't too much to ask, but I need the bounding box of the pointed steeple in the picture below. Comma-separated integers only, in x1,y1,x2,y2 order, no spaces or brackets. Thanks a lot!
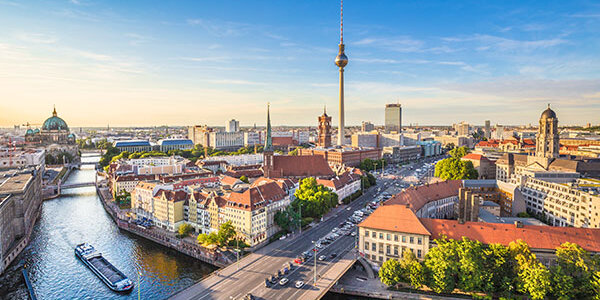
52,105,57,117
265,103,273,151
323,105,328,116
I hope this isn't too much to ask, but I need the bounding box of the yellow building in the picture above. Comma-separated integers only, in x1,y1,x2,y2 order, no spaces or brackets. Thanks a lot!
152,190,186,231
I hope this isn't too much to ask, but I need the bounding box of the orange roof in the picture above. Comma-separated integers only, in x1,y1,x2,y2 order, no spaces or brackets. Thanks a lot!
358,204,431,236
420,218,600,253
220,175,241,186
317,171,361,190
385,180,462,212
227,181,287,211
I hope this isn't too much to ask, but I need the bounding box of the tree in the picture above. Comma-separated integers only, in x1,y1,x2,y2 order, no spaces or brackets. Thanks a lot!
456,237,486,293
379,259,402,286
399,250,425,288
239,175,249,183
448,146,469,158
434,157,478,180
481,243,516,296
289,148,299,156
592,271,600,300
217,221,236,246
292,177,338,219
274,210,291,232
551,242,597,299
178,223,193,237
424,237,460,294
509,240,552,300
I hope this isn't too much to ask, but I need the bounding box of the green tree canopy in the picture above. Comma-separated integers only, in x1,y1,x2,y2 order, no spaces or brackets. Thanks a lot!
217,221,236,246
292,177,338,219
424,237,460,293
509,240,552,300
434,157,478,180
551,242,598,299
398,250,425,289
239,175,249,183
178,223,193,237
379,259,403,287
448,146,469,158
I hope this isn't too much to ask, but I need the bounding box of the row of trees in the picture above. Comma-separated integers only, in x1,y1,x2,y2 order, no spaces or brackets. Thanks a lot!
45,151,75,165
358,158,386,172
99,144,267,169
379,238,600,299
434,146,478,180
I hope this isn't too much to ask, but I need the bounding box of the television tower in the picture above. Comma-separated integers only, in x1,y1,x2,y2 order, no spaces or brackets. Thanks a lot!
334,0,348,146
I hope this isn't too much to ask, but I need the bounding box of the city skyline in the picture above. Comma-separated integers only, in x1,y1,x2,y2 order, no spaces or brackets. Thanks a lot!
1,0,599,127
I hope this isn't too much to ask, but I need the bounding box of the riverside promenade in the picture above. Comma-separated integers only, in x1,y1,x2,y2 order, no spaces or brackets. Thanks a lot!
96,185,231,268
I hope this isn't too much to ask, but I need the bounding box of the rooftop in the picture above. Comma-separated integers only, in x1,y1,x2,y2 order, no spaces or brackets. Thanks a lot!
358,204,431,236
385,180,462,212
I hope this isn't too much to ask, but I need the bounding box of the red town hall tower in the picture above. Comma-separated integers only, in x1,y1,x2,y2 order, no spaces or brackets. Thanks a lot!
317,107,332,148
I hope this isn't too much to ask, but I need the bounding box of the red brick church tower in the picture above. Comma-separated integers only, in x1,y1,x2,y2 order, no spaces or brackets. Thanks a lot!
317,106,332,148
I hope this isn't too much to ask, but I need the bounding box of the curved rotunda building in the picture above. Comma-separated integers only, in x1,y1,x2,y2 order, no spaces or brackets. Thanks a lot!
25,107,75,145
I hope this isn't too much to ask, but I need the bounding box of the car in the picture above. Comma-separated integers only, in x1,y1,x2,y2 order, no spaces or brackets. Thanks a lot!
332,227,339,232
295,281,305,288
346,207,352,211
270,276,278,284
330,253,337,258
351,232,356,237
265,278,270,287
294,257,303,264
279,278,289,285
318,255,326,261
243,293,254,300
279,235,286,240
283,267,289,275
316,243,323,249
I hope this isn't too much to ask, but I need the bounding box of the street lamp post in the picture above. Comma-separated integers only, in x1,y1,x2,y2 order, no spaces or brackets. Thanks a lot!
312,241,317,284
137,271,142,300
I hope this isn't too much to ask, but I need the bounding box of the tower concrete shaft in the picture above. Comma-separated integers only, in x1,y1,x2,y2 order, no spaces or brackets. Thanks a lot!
338,68,345,146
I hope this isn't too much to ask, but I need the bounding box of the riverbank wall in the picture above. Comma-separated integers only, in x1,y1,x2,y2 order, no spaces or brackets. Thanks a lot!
96,186,229,268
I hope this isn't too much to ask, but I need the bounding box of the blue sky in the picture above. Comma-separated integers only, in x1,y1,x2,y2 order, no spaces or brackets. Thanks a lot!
0,0,599,127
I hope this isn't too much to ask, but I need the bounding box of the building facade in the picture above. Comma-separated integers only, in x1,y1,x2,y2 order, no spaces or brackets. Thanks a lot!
384,103,402,133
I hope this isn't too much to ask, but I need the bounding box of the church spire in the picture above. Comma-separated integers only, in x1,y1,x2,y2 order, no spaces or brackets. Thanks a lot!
52,105,57,117
265,103,273,151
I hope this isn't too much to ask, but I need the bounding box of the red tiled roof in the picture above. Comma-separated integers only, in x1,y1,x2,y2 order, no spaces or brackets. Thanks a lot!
224,169,264,178
220,175,241,187
420,218,600,253
476,140,500,148
358,204,431,236
226,181,287,211
157,190,188,202
317,171,361,190
385,180,462,212
270,155,334,178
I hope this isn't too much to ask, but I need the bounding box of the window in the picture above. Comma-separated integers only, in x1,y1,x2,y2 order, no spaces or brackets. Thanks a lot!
394,234,398,242
394,246,398,256
372,231,376,238
379,233,383,239
402,236,406,243
364,242,369,250
386,244,391,255
417,237,422,245
372,243,376,251
364,230,369,237
378,243,384,253
386,233,391,241
417,249,422,258
409,236,414,244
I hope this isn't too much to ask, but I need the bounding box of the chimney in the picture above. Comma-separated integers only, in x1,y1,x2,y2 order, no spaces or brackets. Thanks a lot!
458,218,465,224
405,203,410,208
515,221,523,228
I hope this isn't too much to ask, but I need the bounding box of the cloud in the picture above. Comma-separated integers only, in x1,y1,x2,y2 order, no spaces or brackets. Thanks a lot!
70,0,80,4
15,33,58,44
186,18,250,37
125,33,153,46
206,79,266,85
443,34,567,51
177,56,229,63
354,36,424,52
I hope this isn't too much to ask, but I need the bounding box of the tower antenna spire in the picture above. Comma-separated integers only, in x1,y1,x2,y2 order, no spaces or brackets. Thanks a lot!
340,0,343,44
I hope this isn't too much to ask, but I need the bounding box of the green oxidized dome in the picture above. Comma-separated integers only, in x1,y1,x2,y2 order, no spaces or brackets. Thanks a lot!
42,107,69,131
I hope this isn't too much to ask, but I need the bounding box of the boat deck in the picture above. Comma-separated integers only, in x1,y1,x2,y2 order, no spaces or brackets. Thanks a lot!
88,256,127,284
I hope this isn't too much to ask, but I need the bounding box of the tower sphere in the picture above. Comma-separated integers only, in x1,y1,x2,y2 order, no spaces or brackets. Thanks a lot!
335,52,348,68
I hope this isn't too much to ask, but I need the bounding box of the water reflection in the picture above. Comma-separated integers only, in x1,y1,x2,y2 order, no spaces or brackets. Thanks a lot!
23,154,214,299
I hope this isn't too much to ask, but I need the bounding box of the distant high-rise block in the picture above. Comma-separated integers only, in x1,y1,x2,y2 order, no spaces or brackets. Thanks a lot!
385,103,402,133
226,119,240,133
484,120,491,139
361,121,374,132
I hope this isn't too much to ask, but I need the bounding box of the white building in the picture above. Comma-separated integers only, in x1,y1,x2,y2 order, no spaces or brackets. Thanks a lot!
203,153,263,166
244,131,264,146
317,172,361,203
209,132,244,150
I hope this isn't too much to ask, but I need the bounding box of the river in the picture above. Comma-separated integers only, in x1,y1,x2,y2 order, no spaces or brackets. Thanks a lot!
22,154,215,299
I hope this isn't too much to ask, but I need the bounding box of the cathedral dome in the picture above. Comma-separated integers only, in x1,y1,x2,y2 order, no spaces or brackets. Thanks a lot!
42,107,69,131
541,105,557,119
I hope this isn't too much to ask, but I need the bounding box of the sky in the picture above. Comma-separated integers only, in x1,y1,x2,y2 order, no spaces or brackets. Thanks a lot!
0,0,599,127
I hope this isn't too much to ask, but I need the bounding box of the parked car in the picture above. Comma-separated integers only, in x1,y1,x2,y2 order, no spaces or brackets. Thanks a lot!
318,255,326,261
279,278,289,286
295,281,305,288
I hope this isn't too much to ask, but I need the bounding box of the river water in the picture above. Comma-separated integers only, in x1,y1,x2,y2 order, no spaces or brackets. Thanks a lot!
22,154,215,299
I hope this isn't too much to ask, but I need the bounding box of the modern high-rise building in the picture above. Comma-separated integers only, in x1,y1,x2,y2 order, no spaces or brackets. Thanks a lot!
226,119,239,133
457,121,470,136
334,0,348,146
384,103,402,133
317,107,332,148
484,120,491,139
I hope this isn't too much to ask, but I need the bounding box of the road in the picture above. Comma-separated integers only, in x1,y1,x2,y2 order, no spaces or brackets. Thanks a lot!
170,157,442,300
